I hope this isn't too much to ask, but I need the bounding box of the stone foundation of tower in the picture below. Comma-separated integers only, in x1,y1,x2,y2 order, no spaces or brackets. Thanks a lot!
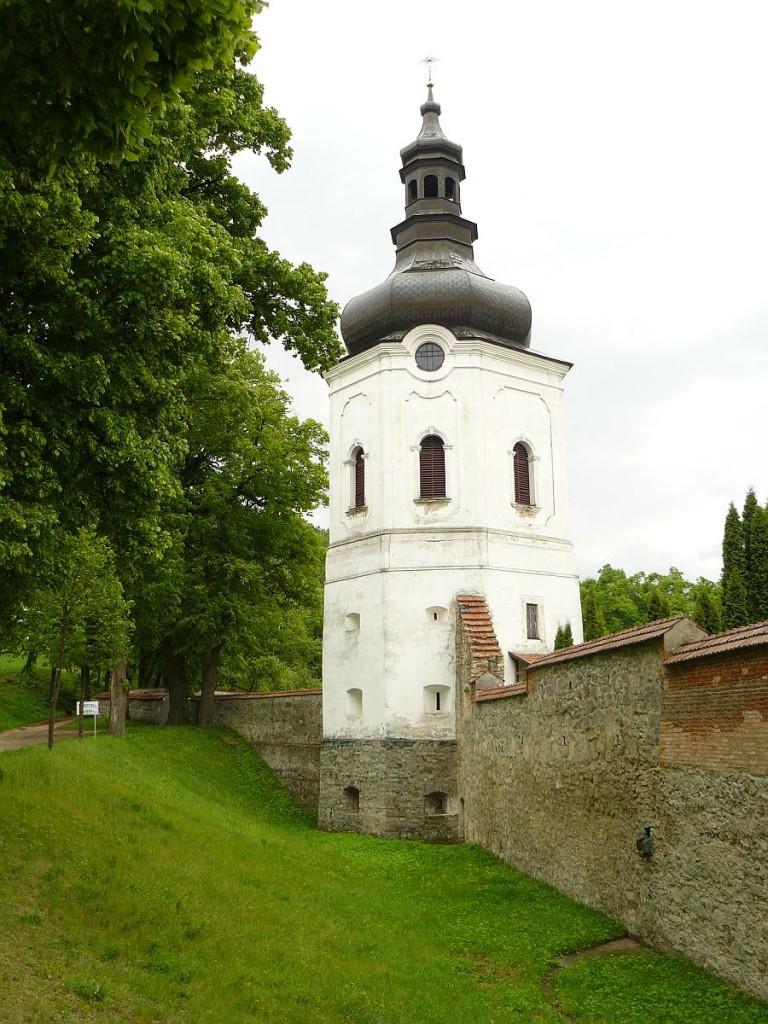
317,737,459,841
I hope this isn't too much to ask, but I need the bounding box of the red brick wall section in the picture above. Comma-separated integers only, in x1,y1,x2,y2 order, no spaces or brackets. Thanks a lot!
662,651,768,774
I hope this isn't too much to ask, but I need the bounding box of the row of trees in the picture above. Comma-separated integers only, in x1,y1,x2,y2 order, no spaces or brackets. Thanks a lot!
721,489,768,630
578,565,721,642
574,489,768,644
0,2,342,738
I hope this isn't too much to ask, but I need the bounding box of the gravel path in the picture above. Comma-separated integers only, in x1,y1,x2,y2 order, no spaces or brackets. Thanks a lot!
0,718,83,752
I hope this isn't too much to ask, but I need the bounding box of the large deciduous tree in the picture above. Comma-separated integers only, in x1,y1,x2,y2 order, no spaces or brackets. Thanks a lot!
0,0,341,702
165,345,328,725
0,0,265,167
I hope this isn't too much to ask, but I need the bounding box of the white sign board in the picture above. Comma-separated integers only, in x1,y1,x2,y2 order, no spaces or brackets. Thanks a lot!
77,701,100,717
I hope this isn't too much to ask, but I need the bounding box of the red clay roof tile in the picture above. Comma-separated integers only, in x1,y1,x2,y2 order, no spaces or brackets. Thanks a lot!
456,594,502,659
519,617,689,670
665,620,768,663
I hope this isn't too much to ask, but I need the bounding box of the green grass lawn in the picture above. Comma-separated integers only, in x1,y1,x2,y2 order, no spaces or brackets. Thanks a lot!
1,726,765,1024
0,655,79,731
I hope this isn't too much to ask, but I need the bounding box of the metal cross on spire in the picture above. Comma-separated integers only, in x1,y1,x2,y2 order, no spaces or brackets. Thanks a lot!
420,53,439,87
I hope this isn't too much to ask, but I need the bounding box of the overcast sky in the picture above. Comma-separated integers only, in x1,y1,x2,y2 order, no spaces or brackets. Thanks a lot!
233,0,768,583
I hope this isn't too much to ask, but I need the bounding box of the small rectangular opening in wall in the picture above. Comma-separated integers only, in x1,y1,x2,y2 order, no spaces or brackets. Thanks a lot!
423,685,450,714
346,688,363,717
425,791,448,816
343,786,360,813
426,606,448,623
526,603,539,640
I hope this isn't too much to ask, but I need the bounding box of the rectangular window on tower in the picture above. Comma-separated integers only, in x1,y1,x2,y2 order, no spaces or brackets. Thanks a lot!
526,603,539,640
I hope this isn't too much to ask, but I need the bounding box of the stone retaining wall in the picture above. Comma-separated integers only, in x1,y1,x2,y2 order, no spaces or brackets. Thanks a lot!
318,737,459,841
657,764,768,997
457,643,663,935
95,691,168,725
189,690,323,813
456,627,768,1002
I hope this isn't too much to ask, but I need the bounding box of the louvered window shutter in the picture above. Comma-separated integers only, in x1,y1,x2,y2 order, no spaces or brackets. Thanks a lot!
420,436,446,498
354,449,365,507
513,442,531,505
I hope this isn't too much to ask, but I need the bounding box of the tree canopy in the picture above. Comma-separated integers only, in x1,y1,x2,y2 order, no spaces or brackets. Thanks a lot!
0,1,340,722
720,490,768,630
580,565,721,641
0,0,266,166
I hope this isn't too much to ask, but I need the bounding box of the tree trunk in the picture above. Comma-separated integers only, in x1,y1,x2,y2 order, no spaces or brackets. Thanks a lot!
47,645,65,751
108,660,129,736
77,665,86,740
197,644,223,727
166,651,190,726
138,648,160,689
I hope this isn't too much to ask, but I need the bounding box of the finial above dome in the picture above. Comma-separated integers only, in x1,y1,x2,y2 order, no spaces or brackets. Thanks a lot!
420,52,439,88
340,88,532,356
418,85,444,139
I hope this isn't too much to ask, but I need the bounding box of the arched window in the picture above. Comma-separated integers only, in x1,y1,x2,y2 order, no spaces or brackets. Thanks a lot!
419,435,446,498
353,446,365,508
445,176,456,201
513,442,532,505
424,174,438,198
343,786,360,812
408,179,418,203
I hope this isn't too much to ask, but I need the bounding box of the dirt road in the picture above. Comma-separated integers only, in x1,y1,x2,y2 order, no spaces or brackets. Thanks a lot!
0,718,85,752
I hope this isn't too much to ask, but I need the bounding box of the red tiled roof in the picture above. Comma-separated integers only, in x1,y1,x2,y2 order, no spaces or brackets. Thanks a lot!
473,681,528,702
191,689,322,699
95,688,322,700
665,619,768,664
510,651,545,666
520,616,690,670
456,594,502,658
93,690,166,700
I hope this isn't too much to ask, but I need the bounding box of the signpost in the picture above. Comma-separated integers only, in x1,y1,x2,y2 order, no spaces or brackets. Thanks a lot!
77,700,100,736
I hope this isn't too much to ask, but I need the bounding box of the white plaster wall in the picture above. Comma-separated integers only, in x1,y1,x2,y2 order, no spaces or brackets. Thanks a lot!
323,325,583,736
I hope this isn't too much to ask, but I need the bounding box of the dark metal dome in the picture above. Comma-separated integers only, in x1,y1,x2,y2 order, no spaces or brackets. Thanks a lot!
341,262,532,354
340,88,532,356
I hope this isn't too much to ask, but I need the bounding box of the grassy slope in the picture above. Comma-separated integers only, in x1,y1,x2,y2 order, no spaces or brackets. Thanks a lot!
0,727,765,1024
0,655,78,730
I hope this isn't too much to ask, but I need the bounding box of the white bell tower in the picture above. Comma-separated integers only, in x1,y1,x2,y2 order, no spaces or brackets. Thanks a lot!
318,87,582,839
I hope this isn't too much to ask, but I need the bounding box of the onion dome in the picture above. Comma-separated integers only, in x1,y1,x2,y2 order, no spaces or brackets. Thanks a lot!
340,88,532,356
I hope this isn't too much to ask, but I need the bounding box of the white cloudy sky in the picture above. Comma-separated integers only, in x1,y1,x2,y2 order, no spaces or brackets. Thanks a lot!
233,0,768,583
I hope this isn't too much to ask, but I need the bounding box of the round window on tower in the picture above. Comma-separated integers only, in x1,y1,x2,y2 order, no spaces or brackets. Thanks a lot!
415,342,445,372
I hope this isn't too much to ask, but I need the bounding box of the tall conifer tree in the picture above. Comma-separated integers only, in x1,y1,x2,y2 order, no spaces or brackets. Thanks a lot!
554,622,574,649
646,586,670,622
749,504,768,622
693,587,721,633
581,587,607,641
721,503,748,628
743,488,760,621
